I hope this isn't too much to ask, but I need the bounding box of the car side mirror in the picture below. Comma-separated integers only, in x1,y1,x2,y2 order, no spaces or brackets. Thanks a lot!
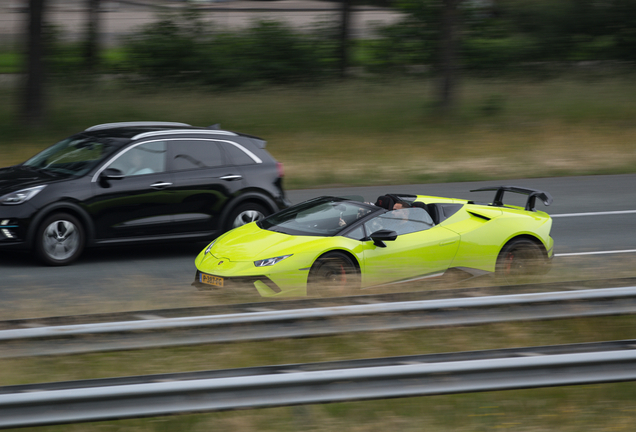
100,168,124,180
98,168,124,188
369,229,397,248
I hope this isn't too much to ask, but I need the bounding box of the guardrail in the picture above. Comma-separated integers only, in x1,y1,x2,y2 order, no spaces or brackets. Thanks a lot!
2,339,636,428
2,285,636,358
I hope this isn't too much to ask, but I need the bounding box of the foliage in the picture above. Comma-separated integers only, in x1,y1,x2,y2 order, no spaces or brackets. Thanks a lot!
41,24,127,81
5,1,636,88
365,0,636,74
0,51,20,74
121,9,337,87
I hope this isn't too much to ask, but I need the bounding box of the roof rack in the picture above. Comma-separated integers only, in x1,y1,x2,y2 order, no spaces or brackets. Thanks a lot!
85,122,192,132
132,129,238,140
470,186,553,212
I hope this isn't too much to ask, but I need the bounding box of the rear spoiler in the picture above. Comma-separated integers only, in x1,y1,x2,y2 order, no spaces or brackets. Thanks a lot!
470,186,553,212
207,124,267,148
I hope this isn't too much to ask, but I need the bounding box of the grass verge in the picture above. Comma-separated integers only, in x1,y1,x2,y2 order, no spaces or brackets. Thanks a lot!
2,74,636,188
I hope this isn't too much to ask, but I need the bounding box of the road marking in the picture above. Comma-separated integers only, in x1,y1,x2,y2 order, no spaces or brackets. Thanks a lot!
556,249,636,257
552,210,636,218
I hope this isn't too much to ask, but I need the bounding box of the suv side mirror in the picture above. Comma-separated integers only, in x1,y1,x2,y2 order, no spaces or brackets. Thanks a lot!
369,229,397,248
100,168,124,180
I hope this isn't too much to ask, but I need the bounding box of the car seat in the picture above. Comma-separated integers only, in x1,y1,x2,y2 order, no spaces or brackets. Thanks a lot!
412,201,439,224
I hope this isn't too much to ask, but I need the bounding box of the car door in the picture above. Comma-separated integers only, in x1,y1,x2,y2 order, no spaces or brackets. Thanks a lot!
359,207,460,286
167,139,244,234
89,140,175,240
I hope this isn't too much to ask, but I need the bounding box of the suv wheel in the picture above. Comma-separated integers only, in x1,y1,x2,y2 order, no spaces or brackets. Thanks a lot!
228,203,269,230
35,213,85,266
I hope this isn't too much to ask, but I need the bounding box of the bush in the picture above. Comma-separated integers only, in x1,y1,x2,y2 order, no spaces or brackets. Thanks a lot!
462,36,538,71
121,11,337,88
122,11,209,82
363,21,435,74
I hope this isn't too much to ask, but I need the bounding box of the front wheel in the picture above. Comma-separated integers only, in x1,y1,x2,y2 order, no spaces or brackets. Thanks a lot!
308,252,360,297
495,238,545,283
35,213,85,266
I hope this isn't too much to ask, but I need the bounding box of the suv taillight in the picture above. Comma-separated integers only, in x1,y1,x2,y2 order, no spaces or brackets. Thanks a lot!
277,162,284,178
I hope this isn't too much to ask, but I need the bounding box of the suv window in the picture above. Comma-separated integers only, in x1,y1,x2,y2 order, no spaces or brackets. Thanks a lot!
108,141,167,176
224,142,256,165
24,137,116,177
170,140,225,171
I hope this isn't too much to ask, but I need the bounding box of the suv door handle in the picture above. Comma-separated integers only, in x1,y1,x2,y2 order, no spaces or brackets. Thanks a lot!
150,182,173,189
220,174,243,181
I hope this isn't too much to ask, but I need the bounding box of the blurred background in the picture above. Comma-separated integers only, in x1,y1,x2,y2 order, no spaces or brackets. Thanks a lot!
2,2,636,431
2,0,636,188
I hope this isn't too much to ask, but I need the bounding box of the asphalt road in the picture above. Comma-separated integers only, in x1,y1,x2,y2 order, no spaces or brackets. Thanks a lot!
2,173,636,316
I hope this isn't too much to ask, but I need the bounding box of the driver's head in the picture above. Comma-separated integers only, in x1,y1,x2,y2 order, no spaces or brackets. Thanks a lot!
375,195,394,210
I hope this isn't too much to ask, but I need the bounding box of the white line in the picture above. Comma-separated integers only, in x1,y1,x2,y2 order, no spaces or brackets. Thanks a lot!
552,210,636,218
556,249,636,257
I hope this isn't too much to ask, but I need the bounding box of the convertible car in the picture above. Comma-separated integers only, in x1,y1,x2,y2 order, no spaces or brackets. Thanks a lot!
193,186,554,297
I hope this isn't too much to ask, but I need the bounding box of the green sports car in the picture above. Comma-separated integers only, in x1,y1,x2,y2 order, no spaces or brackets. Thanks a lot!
193,186,554,297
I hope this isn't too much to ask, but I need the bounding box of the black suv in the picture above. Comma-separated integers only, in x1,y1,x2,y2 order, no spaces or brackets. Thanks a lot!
0,122,289,265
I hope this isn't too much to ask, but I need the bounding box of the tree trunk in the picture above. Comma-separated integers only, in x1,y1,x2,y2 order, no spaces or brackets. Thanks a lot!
338,0,352,78
85,0,100,71
438,0,459,114
21,0,46,128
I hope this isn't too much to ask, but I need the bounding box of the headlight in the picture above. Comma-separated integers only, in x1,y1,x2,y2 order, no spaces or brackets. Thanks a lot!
204,240,216,255
254,254,292,267
0,185,46,205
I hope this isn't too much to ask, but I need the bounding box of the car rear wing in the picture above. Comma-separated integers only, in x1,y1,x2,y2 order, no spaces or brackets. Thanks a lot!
470,186,553,212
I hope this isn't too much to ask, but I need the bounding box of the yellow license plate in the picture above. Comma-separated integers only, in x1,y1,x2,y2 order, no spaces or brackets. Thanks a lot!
200,273,224,287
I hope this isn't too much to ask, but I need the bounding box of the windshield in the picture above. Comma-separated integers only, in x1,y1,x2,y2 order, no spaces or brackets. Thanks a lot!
260,197,377,236
23,136,120,177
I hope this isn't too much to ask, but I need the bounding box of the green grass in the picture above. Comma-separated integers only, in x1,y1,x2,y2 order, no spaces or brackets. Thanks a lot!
1,314,636,431
2,74,636,189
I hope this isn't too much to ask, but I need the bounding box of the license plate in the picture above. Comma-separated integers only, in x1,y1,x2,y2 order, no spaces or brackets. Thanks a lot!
200,273,224,287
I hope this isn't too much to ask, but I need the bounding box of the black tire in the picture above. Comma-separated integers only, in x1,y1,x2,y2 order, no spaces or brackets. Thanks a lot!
35,213,85,266
308,251,360,297
495,238,545,283
226,203,269,231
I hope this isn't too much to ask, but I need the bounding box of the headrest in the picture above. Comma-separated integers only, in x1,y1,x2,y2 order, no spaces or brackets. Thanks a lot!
411,201,427,209
375,195,395,210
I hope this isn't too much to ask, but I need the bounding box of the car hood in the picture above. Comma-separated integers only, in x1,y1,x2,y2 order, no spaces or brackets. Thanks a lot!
210,223,323,261
0,166,58,196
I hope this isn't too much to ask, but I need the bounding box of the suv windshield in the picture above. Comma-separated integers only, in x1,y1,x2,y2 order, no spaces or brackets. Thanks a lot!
259,197,377,236
23,136,120,177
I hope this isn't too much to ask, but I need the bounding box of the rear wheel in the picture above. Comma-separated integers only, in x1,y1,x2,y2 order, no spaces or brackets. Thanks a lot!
496,238,544,283
308,252,359,297
35,213,85,266
227,203,269,230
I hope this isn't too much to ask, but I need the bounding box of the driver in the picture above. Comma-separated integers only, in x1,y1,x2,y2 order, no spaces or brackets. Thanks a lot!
126,150,154,176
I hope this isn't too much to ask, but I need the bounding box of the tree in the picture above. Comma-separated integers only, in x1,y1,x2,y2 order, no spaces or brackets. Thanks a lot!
85,0,101,71
339,0,352,78
21,0,47,128
438,0,459,113
394,0,462,114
